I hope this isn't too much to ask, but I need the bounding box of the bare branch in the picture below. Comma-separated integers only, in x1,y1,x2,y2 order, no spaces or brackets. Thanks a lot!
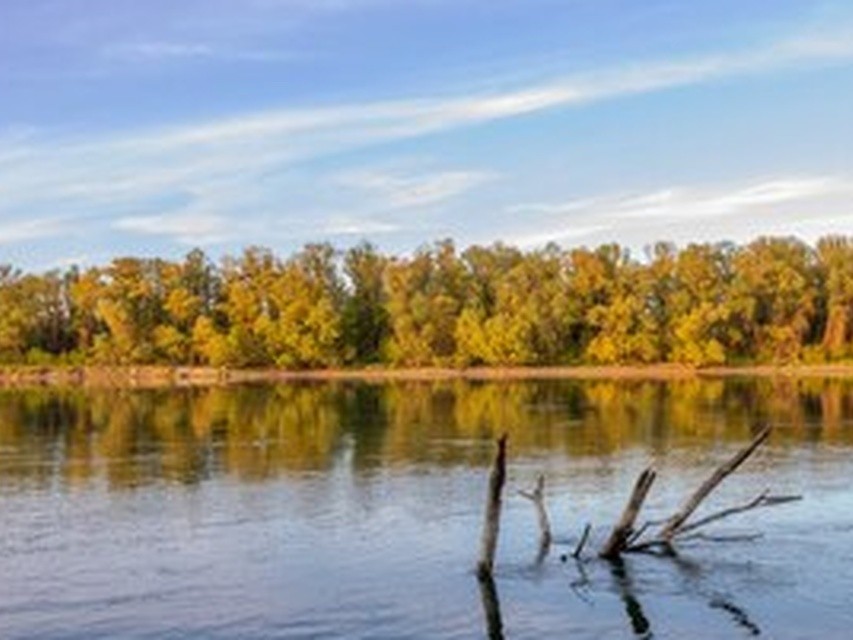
626,521,652,547
600,467,657,559
573,523,592,559
519,474,552,551
659,427,771,541
626,490,800,552
677,491,801,535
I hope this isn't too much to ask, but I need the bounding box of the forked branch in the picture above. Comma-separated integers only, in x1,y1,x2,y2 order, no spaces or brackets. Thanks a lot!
519,474,552,551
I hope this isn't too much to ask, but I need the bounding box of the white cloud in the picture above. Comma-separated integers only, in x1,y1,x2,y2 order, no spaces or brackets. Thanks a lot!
320,216,399,235
113,212,234,245
335,168,493,208
506,175,853,250
513,224,614,249
572,177,847,221
0,217,74,245
4,23,853,257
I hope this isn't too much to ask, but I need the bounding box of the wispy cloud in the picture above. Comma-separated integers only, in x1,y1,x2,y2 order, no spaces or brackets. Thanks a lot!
0,217,74,246
4,23,853,257
508,176,853,249
335,168,494,208
511,177,848,222
320,216,400,236
102,41,299,63
113,212,234,245
104,41,216,60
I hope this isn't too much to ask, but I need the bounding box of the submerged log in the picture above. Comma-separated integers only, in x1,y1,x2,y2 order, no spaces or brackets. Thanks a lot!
477,434,508,580
600,467,657,559
658,427,771,542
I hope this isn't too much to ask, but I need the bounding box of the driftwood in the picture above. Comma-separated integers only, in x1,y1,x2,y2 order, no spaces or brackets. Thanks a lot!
625,427,801,552
473,426,802,638
477,434,508,579
519,474,552,552
657,427,772,542
599,467,657,559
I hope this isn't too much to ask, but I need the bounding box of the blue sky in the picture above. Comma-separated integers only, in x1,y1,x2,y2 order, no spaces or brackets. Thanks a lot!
2,0,853,270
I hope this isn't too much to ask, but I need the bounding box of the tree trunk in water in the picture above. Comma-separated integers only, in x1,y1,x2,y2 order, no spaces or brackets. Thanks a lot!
477,434,508,579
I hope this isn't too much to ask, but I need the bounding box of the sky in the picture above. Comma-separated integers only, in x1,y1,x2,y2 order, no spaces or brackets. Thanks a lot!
2,0,853,271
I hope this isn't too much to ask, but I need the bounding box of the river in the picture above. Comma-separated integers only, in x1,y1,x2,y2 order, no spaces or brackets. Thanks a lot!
1,378,852,638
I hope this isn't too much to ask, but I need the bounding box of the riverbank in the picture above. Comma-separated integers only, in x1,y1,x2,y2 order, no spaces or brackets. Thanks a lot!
2,363,853,388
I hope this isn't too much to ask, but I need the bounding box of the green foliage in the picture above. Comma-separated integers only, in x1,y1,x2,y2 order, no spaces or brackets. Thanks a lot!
342,242,389,364
0,236,850,368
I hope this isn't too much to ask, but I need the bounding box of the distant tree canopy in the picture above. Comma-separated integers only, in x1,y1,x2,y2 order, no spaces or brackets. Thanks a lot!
2,236,853,368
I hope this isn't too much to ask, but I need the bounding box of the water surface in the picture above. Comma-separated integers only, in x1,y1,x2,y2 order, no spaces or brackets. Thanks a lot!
1,378,852,638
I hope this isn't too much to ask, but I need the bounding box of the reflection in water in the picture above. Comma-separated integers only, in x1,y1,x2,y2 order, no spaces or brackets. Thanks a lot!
1,378,852,639
477,574,504,640
609,557,653,638
670,552,762,636
1,378,853,490
709,595,761,637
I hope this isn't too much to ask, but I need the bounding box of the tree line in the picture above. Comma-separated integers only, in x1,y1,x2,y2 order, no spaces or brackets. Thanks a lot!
1,235,852,368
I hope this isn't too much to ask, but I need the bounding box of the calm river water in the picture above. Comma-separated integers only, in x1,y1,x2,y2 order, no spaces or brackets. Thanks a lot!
1,378,852,639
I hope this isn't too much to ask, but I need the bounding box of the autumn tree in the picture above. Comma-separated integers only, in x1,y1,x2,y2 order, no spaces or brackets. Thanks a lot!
385,240,467,366
579,245,660,364
0,235,851,368
666,243,735,366
730,237,819,363
816,236,853,359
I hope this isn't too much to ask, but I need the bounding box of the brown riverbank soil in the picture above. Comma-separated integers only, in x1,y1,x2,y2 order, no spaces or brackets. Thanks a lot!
2,363,853,388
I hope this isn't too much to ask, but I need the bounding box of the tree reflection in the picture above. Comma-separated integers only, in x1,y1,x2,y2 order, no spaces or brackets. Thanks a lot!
0,377,851,489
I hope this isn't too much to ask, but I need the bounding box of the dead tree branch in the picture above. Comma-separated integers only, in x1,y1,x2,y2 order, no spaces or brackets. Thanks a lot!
573,523,592,559
600,467,657,559
676,491,802,535
519,474,552,552
658,427,771,542
477,434,508,580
